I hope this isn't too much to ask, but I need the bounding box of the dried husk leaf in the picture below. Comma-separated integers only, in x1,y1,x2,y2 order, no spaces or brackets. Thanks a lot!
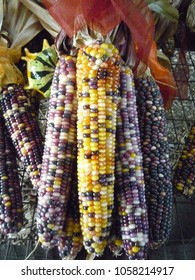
167,0,183,8
186,0,195,33
0,46,24,86
146,0,179,45
157,49,171,70
2,0,43,49
19,0,60,38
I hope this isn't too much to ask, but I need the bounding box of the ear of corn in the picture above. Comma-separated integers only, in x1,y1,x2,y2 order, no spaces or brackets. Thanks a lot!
58,160,83,259
173,122,195,197
0,110,23,235
76,42,120,257
135,72,173,249
0,84,43,189
114,66,149,259
36,55,77,249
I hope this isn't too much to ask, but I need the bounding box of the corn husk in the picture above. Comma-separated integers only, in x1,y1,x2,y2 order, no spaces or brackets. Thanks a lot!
146,0,179,45
0,0,60,87
168,0,183,8
19,0,60,38
157,49,171,70
1,0,42,49
186,0,195,33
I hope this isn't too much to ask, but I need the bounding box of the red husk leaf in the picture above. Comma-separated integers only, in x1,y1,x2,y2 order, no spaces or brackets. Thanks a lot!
42,0,155,67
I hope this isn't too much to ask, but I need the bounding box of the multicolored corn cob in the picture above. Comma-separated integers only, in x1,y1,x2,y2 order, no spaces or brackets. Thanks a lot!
36,55,77,249
108,196,123,257
173,122,195,197
135,72,173,249
114,66,149,259
76,42,120,257
58,160,83,259
0,110,23,235
0,84,43,189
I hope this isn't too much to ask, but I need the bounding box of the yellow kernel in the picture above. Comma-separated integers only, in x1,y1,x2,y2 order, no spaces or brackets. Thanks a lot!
115,239,123,247
132,246,140,253
101,43,109,50
1,176,8,180
90,49,98,57
18,123,25,128
5,201,12,207
56,106,64,111
46,187,53,192
65,55,73,60
47,224,55,229
73,236,80,242
32,170,39,176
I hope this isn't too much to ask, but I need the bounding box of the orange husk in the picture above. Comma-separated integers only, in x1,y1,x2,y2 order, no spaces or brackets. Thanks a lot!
148,41,177,110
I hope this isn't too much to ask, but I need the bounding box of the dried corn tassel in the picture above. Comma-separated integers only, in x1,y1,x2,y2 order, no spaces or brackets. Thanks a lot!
173,122,195,197
0,84,43,189
115,66,149,259
0,110,23,235
76,42,120,257
36,55,77,249
135,72,173,249
58,160,83,259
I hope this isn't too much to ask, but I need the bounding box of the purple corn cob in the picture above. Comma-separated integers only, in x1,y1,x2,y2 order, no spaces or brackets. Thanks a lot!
0,84,43,189
0,110,23,235
135,72,173,249
115,65,149,259
36,55,77,249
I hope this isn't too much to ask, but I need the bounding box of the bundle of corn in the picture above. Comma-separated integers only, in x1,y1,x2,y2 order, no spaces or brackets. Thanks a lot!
173,122,195,197
135,71,173,249
0,84,43,189
76,41,120,257
114,66,149,259
0,110,23,235
36,55,77,249
58,160,83,259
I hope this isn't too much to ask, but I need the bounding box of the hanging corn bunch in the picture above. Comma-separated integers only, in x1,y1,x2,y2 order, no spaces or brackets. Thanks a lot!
36,54,77,249
135,71,173,249
76,41,120,257
0,110,23,235
114,66,149,259
0,84,43,189
173,122,195,197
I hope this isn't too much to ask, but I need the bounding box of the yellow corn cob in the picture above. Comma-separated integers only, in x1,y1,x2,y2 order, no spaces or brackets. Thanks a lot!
76,42,120,257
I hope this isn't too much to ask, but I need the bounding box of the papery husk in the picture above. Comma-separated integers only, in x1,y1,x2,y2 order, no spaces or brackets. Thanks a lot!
157,50,171,70
2,0,43,49
148,40,177,110
146,0,179,46
110,22,136,68
0,0,42,86
54,29,73,54
168,0,183,8
186,0,195,33
0,0,5,32
0,0,60,87
0,46,24,87
19,0,60,38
